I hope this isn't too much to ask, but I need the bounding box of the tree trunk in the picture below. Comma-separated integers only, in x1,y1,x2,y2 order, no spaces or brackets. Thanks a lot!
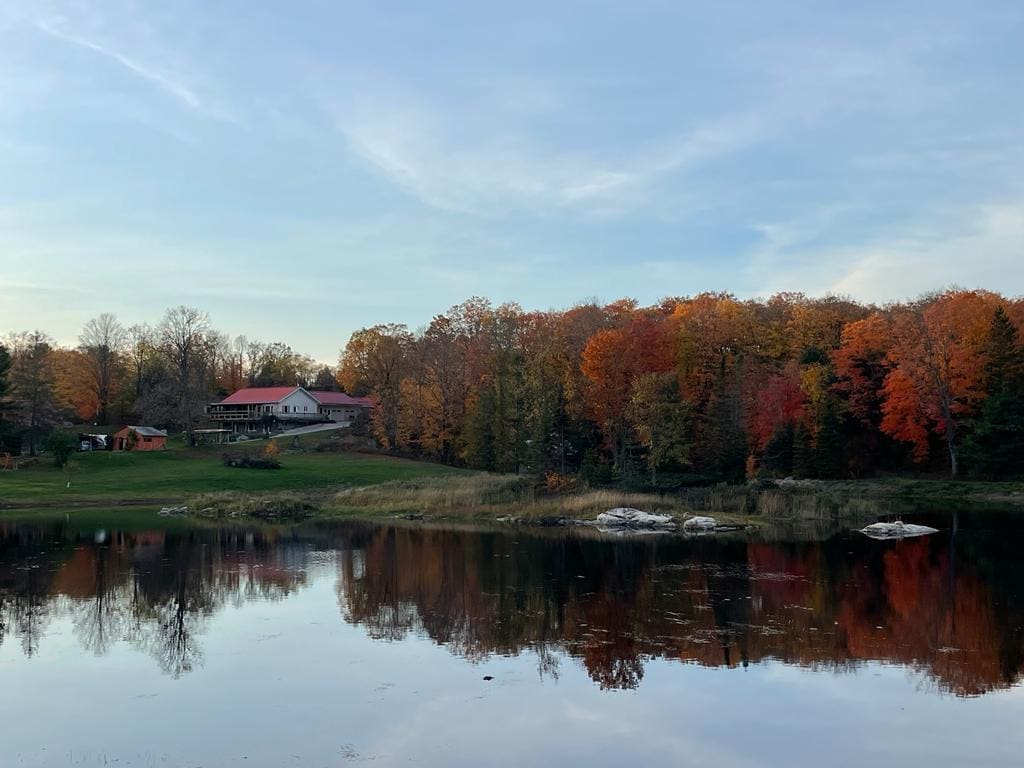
943,406,958,478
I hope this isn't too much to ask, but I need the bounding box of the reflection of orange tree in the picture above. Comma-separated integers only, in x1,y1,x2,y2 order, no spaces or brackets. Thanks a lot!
836,538,1004,697
3,520,1021,696
336,526,1023,695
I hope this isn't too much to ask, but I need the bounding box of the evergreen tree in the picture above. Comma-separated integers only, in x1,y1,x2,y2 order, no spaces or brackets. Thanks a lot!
965,388,1024,478
813,399,845,478
702,366,747,481
792,422,813,478
761,424,794,476
964,307,1024,478
463,387,497,470
984,307,1024,391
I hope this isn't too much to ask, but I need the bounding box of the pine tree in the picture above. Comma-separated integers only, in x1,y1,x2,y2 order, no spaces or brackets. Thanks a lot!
761,424,794,476
464,387,497,470
813,399,845,478
964,388,1024,478
792,422,813,478
964,307,1024,477
984,306,1024,391
702,366,747,481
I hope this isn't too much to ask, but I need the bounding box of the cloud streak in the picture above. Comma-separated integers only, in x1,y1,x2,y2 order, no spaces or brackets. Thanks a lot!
34,19,201,110
336,92,760,217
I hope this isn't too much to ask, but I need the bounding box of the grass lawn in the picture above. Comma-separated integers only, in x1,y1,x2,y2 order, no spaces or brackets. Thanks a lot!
0,444,469,508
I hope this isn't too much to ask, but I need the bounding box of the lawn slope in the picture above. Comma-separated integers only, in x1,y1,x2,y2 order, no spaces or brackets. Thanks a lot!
0,447,467,508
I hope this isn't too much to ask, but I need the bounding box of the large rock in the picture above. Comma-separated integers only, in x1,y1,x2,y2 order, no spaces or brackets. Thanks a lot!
594,508,677,530
682,515,718,531
861,521,938,539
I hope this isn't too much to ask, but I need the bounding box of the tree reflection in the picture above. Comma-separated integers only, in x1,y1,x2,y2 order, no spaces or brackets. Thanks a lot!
335,522,1024,696
0,521,310,676
1,516,1023,697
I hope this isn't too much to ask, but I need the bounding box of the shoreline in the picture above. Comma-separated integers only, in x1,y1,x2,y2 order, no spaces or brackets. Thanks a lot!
4,476,1023,534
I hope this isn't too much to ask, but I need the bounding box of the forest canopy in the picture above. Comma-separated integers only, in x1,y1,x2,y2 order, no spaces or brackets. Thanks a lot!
2,290,1023,481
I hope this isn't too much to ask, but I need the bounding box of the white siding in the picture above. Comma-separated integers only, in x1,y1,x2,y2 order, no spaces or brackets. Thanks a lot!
276,389,320,415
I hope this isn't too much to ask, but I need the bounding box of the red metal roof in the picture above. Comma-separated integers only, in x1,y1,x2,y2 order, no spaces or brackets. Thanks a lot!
218,386,300,405
309,391,374,407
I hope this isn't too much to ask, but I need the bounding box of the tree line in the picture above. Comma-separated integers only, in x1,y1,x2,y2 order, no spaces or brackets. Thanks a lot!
338,290,1024,481
3,290,1022,480
0,306,336,453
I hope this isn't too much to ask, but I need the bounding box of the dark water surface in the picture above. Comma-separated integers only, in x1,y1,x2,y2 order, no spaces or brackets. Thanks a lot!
2,512,1024,767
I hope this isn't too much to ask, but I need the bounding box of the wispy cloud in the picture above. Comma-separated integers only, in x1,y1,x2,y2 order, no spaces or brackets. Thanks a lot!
749,200,1024,302
34,18,201,110
826,203,1024,300
335,91,759,217
328,21,961,221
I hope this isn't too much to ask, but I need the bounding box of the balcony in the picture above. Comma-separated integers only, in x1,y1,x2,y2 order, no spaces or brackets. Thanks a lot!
207,406,326,423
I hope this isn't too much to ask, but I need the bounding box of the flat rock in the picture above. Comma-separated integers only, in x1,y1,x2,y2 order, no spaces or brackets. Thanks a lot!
682,515,718,530
861,521,938,539
594,508,677,530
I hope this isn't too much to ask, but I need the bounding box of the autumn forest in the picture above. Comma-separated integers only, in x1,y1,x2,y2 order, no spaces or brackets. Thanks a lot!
1,290,1023,484
338,290,1024,482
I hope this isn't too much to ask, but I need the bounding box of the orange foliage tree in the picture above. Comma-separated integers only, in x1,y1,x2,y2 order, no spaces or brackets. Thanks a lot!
881,291,998,476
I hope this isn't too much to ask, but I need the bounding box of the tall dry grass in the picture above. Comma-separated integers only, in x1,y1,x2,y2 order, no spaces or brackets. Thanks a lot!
330,475,690,519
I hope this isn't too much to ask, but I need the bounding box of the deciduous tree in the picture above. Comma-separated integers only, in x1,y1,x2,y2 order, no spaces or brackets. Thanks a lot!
79,313,126,424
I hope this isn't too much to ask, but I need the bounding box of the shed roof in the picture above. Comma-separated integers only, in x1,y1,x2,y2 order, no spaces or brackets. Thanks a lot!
126,426,167,437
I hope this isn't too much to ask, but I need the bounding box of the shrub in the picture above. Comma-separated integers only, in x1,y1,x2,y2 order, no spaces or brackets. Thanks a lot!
222,452,282,469
188,492,315,519
544,471,580,494
46,430,78,469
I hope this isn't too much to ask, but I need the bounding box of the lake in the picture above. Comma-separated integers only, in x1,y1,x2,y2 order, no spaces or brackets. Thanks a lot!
2,512,1023,767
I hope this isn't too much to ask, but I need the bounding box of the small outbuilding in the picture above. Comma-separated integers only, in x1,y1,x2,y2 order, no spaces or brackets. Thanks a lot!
113,425,168,452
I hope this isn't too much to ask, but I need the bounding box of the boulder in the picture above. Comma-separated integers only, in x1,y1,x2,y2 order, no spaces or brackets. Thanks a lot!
682,515,718,531
594,508,677,530
158,505,188,517
860,521,938,540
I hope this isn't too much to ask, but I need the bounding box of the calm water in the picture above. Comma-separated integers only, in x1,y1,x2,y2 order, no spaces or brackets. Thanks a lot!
2,512,1024,767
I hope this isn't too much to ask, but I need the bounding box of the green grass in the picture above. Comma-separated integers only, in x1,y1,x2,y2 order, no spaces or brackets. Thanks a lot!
0,445,468,508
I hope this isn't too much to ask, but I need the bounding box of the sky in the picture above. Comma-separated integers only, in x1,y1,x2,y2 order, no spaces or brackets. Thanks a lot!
1,1,1022,361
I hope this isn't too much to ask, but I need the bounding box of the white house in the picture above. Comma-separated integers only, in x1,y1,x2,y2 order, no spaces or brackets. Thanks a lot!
206,386,372,433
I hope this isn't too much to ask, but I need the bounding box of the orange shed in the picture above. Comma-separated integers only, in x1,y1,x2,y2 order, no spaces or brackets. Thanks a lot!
113,426,168,451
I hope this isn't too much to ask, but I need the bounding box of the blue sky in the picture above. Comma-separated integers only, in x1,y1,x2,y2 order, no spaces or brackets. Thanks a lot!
1,1,1022,361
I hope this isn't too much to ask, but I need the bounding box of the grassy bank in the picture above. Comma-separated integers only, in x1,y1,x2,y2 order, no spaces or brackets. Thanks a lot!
4,441,1022,528
186,473,1024,527
186,475,712,524
0,443,468,508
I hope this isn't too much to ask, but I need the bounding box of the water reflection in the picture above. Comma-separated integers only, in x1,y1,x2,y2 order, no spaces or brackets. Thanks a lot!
1,515,1022,696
